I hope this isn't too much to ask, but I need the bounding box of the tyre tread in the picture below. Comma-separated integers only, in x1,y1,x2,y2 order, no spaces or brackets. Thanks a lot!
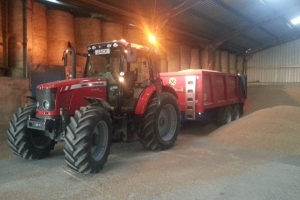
138,92,180,151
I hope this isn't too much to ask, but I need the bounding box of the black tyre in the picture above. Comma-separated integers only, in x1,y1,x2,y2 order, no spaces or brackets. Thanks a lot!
7,104,55,159
64,105,112,174
232,104,241,121
139,92,180,150
216,105,233,126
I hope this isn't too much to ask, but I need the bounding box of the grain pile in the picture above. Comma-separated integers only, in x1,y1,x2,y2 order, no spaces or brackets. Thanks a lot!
190,48,200,69
209,105,300,155
208,83,300,156
180,45,191,70
213,50,221,71
101,22,123,42
220,51,228,73
165,41,180,72
200,50,208,69
47,10,75,66
32,2,47,65
8,0,23,76
228,53,236,74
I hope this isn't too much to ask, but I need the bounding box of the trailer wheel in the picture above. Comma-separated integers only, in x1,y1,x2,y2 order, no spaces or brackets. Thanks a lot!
139,92,180,150
216,106,233,126
7,104,55,159
232,104,241,121
64,105,112,174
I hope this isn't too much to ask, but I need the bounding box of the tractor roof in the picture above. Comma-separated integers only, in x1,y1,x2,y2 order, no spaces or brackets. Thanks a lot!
87,40,150,52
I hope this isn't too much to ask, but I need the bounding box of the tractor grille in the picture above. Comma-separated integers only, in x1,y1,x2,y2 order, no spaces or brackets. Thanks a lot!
36,88,57,111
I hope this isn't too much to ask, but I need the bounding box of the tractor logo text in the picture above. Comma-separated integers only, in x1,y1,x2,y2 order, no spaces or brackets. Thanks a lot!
169,77,176,86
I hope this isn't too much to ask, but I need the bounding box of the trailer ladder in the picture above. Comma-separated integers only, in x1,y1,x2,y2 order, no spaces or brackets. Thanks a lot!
185,76,197,120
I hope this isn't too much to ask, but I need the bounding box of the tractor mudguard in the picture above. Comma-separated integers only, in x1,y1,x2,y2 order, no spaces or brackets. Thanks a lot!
135,85,177,115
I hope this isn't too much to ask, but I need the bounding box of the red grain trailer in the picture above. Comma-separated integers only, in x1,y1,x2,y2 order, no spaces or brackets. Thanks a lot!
160,69,247,125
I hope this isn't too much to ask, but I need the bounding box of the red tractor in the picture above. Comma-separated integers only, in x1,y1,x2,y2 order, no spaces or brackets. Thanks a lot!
7,40,181,173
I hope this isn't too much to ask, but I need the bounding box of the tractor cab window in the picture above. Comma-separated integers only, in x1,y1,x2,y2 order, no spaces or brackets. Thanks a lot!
86,50,125,82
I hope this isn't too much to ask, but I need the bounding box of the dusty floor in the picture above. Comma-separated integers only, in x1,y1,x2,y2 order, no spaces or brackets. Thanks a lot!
0,83,300,200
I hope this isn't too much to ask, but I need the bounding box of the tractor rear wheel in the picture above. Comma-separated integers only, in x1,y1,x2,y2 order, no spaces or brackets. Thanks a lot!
7,104,55,159
64,105,112,174
139,92,180,150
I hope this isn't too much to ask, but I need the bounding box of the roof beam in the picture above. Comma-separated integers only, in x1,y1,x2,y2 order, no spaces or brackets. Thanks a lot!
211,4,300,47
187,9,262,47
259,0,300,33
212,0,279,40
165,0,205,18
57,0,144,20
157,0,205,31
246,34,300,55
167,26,210,45
221,41,247,54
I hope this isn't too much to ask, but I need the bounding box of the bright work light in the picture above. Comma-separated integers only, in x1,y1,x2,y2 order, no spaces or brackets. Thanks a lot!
149,35,156,43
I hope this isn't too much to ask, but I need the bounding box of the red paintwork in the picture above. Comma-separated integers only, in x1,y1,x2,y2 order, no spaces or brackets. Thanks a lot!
160,69,245,113
36,78,107,117
135,84,156,114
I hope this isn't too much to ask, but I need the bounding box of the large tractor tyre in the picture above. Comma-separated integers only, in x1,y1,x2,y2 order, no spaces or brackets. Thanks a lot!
139,92,180,151
7,104,55,159
216,105,233,126
64,105,112,174
232,104,241,121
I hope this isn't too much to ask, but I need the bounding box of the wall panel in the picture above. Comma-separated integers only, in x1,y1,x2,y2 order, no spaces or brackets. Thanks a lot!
247,38,300,82
247,66,300,82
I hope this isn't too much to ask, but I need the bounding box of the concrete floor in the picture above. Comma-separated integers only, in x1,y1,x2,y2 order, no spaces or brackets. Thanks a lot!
1,83,300,200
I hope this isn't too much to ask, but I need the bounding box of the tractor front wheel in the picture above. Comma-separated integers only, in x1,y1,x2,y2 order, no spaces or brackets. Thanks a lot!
139,92,180,150
7,104,55,159
64,105,112,174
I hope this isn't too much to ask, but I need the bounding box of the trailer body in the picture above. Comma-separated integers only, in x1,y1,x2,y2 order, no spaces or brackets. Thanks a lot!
160,69,247,122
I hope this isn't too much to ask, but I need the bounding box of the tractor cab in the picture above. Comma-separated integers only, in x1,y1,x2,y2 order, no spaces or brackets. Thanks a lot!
82,40,162,115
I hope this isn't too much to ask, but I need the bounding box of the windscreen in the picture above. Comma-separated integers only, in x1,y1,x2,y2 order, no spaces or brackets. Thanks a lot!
86,50,122,78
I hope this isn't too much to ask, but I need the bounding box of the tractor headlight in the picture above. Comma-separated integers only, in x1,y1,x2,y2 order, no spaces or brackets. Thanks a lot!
36,88,57,111
119,71,125,82
42,100,50,110
119,77,124,82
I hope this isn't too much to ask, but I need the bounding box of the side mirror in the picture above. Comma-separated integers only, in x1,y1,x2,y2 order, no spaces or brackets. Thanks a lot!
126,47,137,63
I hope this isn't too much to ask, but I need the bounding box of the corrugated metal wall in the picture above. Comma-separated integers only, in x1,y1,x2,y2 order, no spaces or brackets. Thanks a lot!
247,66,300,82
246,38,300,82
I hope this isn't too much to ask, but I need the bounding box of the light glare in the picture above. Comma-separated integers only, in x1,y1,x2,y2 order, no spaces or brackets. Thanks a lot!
119,77,124,82
45,0,59,3
149,35,156,43
291,16,300,25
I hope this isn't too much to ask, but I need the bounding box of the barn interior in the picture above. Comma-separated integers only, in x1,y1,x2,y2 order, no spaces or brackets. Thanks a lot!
0,1,300,199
